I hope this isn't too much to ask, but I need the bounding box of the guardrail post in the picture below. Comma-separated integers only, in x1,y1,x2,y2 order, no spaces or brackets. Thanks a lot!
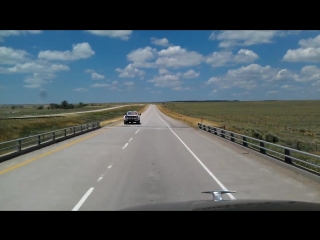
231,133,235,142
17,140,21,152
64,129,67,137
87,124,89,130
221,130,225,138
207,126,211,132
243,137,248,147
73,127,76,134
38,135,41,145
213,128,217,135
260,141,266,154
284,149,293,164
52,132,55,140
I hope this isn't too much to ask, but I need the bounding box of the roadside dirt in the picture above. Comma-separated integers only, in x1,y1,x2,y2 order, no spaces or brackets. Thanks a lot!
156,104,221,129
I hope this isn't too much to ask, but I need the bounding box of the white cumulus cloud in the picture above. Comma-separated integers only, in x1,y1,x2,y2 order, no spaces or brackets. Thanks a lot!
121,45,204,70
158,68,169,75
0,61,69,74
147,74,181,88
206,49,259,67
205,63,320,93
155,46,204,68
209,30,300,48
115,64,145,78
0,30,42,42
91,72,104,80
151,37,170,46
85,30,132,40
183,69,200,78
0,46,31,65
283,34,320,62
38,42,95,61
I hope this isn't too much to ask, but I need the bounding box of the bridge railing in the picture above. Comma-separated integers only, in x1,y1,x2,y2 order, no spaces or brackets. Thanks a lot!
198,123,320,174
0,121,100,162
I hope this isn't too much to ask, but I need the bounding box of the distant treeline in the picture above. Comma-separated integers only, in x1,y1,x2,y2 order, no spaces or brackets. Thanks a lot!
39,101,88,110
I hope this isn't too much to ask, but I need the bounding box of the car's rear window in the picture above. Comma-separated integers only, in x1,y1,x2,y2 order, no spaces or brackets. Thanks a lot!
127,111,137,115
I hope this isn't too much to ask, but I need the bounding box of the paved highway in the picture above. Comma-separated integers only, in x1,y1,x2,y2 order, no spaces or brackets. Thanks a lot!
0,104,319,210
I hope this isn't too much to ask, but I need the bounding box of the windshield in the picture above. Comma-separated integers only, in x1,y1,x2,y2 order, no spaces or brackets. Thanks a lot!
127,111,137,115
0,30,319,211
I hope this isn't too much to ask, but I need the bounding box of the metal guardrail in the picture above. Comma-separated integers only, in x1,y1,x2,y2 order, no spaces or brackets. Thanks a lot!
0,121,100,162
197,123,320,173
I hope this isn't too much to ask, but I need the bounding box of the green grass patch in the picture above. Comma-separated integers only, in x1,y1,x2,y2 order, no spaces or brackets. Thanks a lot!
0,105,145,143
0,104,123,118
159,101,320,172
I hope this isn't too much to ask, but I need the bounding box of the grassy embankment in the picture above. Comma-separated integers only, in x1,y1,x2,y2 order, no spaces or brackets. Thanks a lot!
0,104,122,118
157,101,320,172
0,104,147,143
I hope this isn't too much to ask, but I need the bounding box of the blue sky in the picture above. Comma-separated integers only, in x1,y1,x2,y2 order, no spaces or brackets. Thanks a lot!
0,30,320,104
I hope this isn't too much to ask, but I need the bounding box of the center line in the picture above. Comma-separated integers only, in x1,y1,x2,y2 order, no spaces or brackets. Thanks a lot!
135,129,139,134
108,165,112,169
72,187,94,211
97,177,103,182
122,143,128,149
129,138,133,142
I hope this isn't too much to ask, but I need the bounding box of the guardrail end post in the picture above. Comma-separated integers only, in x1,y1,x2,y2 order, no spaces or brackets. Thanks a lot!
242,137,248,147
284,149,293,164
231,133,235,142
260,141,266,154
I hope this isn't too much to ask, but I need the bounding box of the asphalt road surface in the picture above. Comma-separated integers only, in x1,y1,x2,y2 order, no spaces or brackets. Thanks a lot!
0,105,319,210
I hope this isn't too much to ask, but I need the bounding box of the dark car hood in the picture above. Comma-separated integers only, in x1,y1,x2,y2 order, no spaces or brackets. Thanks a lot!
120,199,320,211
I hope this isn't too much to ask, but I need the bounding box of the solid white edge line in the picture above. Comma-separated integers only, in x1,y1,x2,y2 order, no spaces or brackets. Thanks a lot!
72,187,94,211
122,143,128,149
155,106,236,200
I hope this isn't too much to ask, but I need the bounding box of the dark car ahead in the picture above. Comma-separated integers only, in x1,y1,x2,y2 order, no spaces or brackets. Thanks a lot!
124,111,141,124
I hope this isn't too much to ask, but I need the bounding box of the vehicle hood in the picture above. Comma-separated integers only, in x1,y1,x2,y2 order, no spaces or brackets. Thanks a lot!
119,199,320,211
